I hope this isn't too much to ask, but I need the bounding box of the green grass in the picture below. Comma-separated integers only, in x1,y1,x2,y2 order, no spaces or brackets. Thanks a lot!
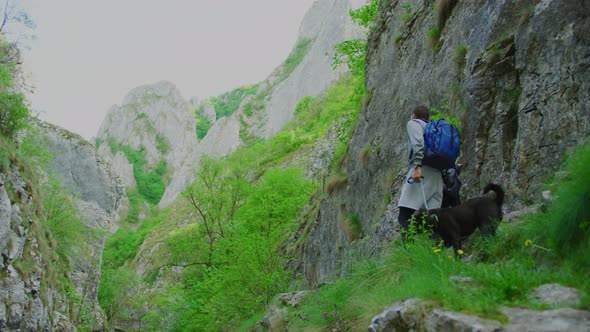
427,27,442,52
265,143,590,331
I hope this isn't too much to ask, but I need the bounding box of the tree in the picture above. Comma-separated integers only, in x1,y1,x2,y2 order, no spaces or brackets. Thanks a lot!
0,0,35,36
173,156,250,267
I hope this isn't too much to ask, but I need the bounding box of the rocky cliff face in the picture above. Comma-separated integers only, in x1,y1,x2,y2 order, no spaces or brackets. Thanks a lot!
247,0,366,138
297,0,590,286
97,80,199,207
0,123,123,331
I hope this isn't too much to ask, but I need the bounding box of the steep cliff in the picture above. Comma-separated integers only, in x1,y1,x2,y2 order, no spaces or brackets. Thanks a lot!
297,0,590,286
97,81,199,207
247,0,366,138
0,122,124,331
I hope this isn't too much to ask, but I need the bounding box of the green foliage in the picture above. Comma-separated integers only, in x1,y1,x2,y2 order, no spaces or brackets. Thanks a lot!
546,143,590,256
195,112,213,140
332,39,367,78
0,146,8,172
430,106,462,136
427,27,442,52
123,188,144,224
98,266,141,322
278,143,590,330
239,74,360,170
210,84,259,119
170,168,317,331
121,145,168,205
349,0,378,30
332,0,376,103
295,96,315,114
281,38,314,80
173,156,251,267
95,137,103,149
0,58,30,138
401,2,416,23
109,140,168,205
107,136,118,153
155,133,170,154
453,44,468,72
98,208,167,321
41,178,87,263
136,112,147,119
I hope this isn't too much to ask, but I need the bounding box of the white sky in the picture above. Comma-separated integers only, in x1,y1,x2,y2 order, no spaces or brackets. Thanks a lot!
13,0,315,139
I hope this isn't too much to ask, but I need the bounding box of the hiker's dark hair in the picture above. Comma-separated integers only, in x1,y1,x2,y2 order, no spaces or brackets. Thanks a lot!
413,105,430,121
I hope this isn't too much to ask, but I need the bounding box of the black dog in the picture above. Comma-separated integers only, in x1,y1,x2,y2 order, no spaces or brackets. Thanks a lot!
414,183,504,253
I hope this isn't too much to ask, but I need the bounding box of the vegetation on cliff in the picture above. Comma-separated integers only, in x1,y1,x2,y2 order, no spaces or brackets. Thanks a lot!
0,39,98,330
280,142,590,331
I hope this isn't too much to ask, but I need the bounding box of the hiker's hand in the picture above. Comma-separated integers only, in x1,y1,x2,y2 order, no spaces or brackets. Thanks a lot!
412,166,422,183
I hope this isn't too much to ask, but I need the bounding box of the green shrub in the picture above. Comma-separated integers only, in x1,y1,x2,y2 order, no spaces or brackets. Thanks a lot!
427,27,442,52
0,61,30,138
117,144,168,205
349,0,378,30
210,84,259,119
195,114,213,140
547,143,590,255
41,178,87,264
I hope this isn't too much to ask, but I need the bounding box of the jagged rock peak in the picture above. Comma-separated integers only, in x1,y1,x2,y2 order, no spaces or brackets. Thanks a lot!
96,80,199,207
97,81,196,161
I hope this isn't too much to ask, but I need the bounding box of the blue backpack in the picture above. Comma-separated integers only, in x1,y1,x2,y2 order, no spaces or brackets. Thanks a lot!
422,118,460,170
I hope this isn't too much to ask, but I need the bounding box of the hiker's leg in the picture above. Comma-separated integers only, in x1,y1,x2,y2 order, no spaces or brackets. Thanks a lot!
398,207,415,239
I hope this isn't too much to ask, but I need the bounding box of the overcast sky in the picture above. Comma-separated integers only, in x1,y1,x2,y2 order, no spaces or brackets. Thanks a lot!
13,0,315,139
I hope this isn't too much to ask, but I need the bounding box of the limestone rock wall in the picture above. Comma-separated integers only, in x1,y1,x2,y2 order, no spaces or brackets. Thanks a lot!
297,0,590,286
96,80,199,207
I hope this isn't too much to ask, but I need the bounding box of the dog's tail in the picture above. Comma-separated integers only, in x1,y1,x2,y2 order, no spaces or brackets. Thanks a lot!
483,183,504,208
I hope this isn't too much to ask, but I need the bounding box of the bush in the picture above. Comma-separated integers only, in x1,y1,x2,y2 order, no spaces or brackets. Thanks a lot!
41,178,87,264
210,84,259,119
547,143,590,255
0,61,30,138
195,114,213,140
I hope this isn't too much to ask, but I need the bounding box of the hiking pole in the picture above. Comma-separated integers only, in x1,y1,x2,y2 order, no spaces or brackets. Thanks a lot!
407,176,429,213
420,179,429,213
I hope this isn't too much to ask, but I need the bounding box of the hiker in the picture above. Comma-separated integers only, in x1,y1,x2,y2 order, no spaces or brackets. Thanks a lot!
397,105,444,235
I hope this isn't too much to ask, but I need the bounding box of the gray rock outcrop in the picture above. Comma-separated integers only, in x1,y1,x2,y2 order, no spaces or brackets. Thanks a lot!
530,283,582,307
368,298,590,332
296,0,590,287
42,122,124,213
0,164,74,331
97,80,199,206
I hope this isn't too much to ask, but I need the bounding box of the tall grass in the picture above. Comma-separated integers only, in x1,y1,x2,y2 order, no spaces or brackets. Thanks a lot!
547,143,590,255
283,143,590,330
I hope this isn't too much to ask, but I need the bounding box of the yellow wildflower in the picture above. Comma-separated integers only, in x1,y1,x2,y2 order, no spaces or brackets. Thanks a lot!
525,239,533,247
434,248,442,253
457,249,464,255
